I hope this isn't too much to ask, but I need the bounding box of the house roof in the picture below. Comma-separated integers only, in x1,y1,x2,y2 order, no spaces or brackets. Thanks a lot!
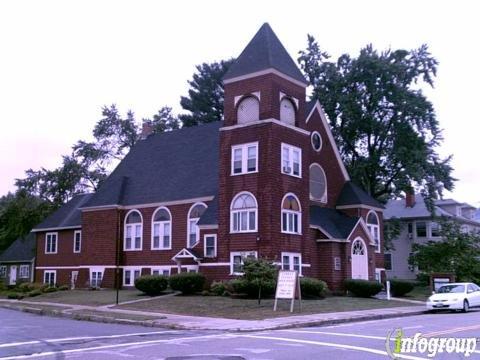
197,197,218,226
0,233,36,263
384,195,463,220
33,193,93,231
84,122,221,208
310,206,359,239
223,23,308,85
336,182,385,209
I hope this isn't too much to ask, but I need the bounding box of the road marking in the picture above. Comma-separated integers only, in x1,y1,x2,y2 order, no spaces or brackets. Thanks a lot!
280,329,386,340
0,333,234,359
0,331,179,349
422,324,480,337
242,334,428,360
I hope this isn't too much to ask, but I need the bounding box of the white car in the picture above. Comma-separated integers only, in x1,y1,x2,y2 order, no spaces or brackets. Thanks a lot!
426,282,480,312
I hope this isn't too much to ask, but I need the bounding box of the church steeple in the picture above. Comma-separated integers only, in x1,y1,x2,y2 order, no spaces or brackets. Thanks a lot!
223,23,308,86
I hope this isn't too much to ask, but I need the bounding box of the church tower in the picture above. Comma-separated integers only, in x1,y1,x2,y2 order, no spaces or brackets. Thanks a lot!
217,23,312,269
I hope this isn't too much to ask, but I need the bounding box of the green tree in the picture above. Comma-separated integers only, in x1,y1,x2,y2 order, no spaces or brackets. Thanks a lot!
144,106,181,133
243,258,277,305
298,36,454,202
0,190,52,252
180,59,235,127
409,221,480,282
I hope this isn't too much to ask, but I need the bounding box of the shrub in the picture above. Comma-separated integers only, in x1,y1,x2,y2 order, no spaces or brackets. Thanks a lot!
210,281,227,296
389,279,415,297
43,286,58,293
28,289,42,297
300,277,328,298
416,273,430,286
227,278,276,298
7,292,24,300
17,282,35,293
58,285,70,291
344,279,383,298
135,275,169,296
169,273,206,295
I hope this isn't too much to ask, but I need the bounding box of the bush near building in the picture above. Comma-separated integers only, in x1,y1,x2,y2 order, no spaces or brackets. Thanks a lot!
300,277,328,298
344,279,383,298
169,273,206,295
389,279,415,296
135,275,169,296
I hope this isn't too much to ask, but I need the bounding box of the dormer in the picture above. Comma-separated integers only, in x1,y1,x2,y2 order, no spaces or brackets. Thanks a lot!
222,23,309,128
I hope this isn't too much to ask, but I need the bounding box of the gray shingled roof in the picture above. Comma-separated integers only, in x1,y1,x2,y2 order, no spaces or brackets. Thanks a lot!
0,233,35,263
198,197,218,226
223,23,308,85
384,195,470,220
84,122,221,208
33,194,93,231
336,182,384,209
310,206,359,239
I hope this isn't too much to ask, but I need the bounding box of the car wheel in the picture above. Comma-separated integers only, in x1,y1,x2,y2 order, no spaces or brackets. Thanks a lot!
462,300,469,313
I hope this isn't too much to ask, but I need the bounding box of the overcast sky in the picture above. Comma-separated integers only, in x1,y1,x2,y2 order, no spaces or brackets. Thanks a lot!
0,0,478,206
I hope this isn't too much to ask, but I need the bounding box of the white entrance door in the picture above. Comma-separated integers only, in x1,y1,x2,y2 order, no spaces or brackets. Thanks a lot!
351,238,368,280
71,271,79,289
9,266,17,285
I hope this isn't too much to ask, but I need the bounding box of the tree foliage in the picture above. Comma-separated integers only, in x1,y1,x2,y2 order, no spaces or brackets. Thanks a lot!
298,36,454,202
409,221,480,283
243,258,277,304
180,59,235,126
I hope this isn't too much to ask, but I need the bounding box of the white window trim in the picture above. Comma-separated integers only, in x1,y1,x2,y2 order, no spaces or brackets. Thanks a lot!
281,193,302,235
73,230,81,253
334,257,341,271
151,267,171,276
151,207,172,250
230,251,258,275
231,142,259,176
230,192,258,234
311,131,323,152
124,209,143,251
45,232,58,254
89,267,104,288
0,265,6,278
123,267,142,286
19,265,30,278
187,202,207,248
44,270,56,286
281,252,302,275
415,221,428,239
366,210,381,253
203,234,217,258
281,143,302,178
309,163,328,203
429,221,441,239
384,253,393,271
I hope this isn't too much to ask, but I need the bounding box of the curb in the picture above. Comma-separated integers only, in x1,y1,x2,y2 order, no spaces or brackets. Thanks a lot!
0,302,426,332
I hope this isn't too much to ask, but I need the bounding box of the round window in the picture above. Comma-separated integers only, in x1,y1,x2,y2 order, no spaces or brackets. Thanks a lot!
311,131,322,151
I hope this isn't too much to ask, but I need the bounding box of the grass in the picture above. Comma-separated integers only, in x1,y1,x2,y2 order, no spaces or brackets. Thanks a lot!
116,295,413,320
27,289,147,306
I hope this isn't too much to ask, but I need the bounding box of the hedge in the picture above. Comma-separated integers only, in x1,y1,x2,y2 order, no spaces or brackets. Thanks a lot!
300,277,328,298
390,279,415,297
227,278,276,298
344,279,383,298
135,275,169,296
169,273,206,295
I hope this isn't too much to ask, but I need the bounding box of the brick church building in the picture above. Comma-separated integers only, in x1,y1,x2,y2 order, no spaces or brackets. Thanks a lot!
33,23,385,291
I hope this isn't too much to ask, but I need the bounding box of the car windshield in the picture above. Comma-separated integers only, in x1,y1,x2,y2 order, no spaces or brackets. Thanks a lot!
437,285,465,294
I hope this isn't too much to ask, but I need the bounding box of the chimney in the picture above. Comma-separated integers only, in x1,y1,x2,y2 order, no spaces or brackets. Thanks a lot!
141,120,154,140
405,188,416,208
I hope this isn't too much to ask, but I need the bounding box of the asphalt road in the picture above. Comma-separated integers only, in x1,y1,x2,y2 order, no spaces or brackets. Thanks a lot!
1,308,480,359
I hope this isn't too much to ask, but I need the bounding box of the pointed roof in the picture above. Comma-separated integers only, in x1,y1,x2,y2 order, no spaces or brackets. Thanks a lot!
223,23,308,85
336,182,385,209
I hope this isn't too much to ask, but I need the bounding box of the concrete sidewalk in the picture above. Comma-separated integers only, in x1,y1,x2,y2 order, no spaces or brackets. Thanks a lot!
0,298,426,332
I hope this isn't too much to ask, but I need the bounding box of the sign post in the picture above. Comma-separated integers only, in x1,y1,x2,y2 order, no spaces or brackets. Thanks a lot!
274,270,302,313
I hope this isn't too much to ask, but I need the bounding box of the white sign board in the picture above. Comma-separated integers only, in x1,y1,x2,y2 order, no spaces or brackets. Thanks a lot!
274,270,301,312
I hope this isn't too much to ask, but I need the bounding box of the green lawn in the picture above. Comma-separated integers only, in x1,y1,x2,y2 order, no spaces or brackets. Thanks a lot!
399,285,431,301
27,289,146,306
116,295,413,320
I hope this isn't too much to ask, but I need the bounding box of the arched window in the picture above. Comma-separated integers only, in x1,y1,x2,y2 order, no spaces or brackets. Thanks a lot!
231,192,258,233
310,164,327,202
124,210,142,251
187,203,207,248
237,96,259,124
366,211,380,253
280,97,295,125
281,193,301,234
152,207,172,250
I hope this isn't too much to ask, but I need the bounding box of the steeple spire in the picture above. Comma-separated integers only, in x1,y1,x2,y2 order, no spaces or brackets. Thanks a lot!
223,23,308,86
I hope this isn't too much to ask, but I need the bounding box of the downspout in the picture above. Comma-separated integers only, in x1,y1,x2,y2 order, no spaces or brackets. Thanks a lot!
115,209,121,305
